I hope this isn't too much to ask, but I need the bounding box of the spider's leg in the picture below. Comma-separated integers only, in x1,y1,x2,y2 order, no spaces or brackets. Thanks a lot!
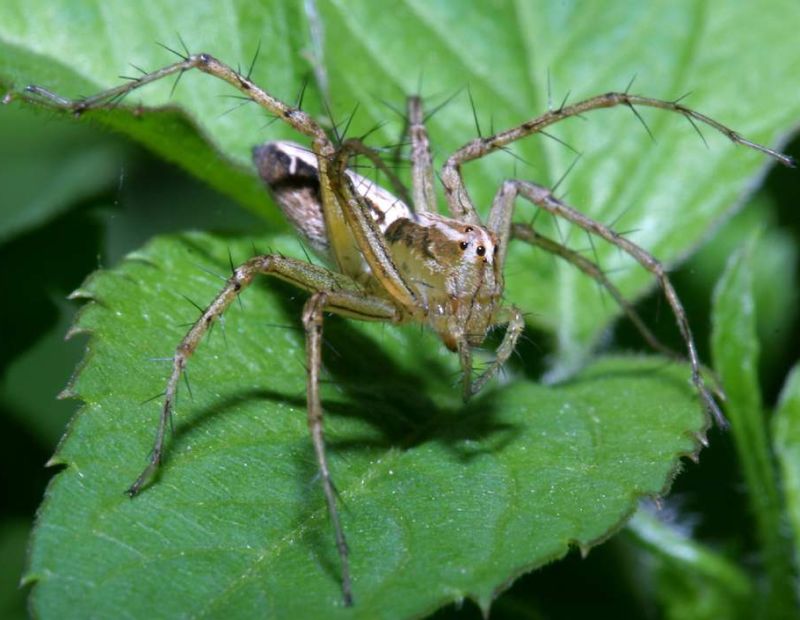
331,139,422,309
459,306,525,400
440,91,794,223
303,292,352,606
487,177,680,364
511,222,682,361
407,96,436,213
500,179,725,427
298,283,400,607
128,254,397,604
337,138,413,207
24,53,331,144
21,50,398,283
127,254,398,497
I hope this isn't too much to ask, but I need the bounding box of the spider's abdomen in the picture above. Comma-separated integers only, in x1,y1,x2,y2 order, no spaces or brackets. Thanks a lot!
253,142,413,285
253,142,329,258
253,141,413,266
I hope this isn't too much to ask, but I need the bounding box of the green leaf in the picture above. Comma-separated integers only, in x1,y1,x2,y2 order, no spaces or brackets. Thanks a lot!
2,0,799,365
25,231,707,617
711,235,797,618
774,364,800,575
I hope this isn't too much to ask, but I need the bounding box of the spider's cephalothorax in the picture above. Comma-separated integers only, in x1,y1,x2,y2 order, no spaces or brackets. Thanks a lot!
383,212,504,351
22,51,794,606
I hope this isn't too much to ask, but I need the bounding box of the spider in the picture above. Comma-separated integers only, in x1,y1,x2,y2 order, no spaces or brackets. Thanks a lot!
22,50,794,606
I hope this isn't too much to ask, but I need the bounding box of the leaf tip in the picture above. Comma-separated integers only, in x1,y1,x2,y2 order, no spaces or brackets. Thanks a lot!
67,287,93,301
56,386,76,400
45,454,66,468
19,570,41,589
692,429,709,448
64,325,91,341
477,595,493,619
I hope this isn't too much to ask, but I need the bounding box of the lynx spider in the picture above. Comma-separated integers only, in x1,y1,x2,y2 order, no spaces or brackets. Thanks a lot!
22,49,795,605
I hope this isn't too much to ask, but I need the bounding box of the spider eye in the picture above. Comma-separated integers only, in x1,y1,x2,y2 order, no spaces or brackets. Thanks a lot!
459,241,469,250
476,245,486,256
465,226,474,233
494,244,499,254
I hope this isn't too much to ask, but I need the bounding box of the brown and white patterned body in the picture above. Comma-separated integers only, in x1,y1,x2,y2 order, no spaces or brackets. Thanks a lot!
255,141,504,351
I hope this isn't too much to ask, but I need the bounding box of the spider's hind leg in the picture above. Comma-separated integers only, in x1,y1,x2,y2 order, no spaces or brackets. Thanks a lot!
510,221,684,363
497,179,725,426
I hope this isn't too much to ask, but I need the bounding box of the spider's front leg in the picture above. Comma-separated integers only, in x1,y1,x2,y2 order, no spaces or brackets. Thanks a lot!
448,92,794,424
491,179,724,426
303,292,351,605
439,90,794,223
509,223,683,362
129,253,398,605
485,178,686,376
23,52,329,144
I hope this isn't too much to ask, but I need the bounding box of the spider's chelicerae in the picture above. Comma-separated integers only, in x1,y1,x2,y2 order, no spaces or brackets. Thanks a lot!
23,51,795,605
